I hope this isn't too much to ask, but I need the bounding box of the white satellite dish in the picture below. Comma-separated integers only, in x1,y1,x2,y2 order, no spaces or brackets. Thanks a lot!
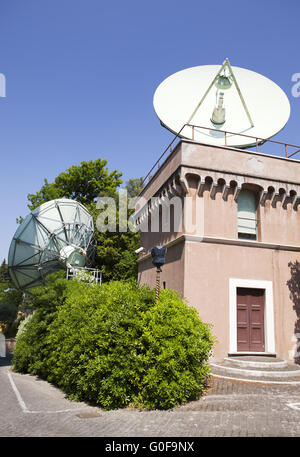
153,59,290,148
8,199,96,291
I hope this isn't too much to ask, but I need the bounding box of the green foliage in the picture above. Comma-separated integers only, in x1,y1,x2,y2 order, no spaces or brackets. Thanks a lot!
0,259,9,282
125,177,144,198
0,301,18,325
95,232,139,281
82,200,139,282
12,271,68,375
16,312,35,340
27,159,122,210
13,280,215,410
0,282,23,307
137,289,215,409
0,277,23,336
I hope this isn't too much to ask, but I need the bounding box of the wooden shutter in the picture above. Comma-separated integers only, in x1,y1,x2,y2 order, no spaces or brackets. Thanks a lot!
237,189,257,237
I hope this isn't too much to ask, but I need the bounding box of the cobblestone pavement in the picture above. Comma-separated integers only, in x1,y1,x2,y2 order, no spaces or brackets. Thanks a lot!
1,356,300,438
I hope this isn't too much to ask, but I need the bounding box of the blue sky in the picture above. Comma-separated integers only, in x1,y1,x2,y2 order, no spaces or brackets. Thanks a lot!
1,0,300,262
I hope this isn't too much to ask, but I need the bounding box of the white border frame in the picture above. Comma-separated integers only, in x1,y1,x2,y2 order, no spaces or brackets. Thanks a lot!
229,278,275,354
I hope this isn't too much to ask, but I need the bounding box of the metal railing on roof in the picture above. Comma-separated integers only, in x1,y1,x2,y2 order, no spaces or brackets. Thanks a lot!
142,124,300,185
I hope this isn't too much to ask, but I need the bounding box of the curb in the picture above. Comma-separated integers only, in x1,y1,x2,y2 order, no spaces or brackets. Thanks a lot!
212,373,300,385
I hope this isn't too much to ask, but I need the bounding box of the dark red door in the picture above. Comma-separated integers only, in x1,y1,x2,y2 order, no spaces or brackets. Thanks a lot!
237,288,265,352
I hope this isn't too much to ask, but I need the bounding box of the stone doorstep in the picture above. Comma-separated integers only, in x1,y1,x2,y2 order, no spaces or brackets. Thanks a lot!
210,362,300,379
223,357,288,369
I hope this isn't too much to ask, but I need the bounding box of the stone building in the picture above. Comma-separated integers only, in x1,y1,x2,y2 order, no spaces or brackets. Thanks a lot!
135,139,300,363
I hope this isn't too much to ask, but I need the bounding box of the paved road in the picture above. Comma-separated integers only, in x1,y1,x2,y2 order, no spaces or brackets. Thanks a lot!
1,355,300,438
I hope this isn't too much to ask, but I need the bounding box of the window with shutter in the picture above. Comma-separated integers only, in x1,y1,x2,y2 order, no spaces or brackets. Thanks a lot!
237,189,257,240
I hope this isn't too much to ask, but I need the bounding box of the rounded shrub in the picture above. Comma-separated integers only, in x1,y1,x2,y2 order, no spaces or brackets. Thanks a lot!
137,288,215,409
13,279,215,410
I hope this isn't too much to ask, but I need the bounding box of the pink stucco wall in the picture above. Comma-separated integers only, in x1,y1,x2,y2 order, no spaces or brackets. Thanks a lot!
137,140,300,362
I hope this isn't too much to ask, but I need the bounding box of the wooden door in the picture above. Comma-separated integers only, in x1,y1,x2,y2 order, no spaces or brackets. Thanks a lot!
237,288,265,352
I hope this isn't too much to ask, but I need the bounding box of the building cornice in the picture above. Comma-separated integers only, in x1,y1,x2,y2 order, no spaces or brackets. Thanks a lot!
137,234,300,263
140,139,300,199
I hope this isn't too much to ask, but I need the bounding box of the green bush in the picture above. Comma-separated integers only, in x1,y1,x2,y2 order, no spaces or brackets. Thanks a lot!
137,289,215,409
13,278,215,410
12,271,68,376
16,312,35,340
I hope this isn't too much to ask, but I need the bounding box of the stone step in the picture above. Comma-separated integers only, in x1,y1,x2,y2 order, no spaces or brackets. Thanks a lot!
223,356,288,370
211,370,300,384
210,357,300,382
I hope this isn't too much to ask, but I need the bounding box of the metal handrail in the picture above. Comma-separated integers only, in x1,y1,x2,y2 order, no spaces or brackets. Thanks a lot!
142,124,300,185
142,124,186,184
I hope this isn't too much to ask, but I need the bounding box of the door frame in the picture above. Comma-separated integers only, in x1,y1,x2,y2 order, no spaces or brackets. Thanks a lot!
229,278,275,354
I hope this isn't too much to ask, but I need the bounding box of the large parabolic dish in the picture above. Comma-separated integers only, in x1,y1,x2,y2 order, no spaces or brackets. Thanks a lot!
8,199,95,291
153,60,291,148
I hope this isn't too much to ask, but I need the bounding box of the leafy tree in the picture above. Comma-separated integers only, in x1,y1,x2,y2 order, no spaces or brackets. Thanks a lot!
27,159,122,210
0,259,9,282
0,302,18,327
125,177,144,198
0,279,23,336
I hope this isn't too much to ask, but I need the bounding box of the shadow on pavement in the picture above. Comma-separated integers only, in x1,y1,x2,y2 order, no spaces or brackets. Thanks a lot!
0,354,13,367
